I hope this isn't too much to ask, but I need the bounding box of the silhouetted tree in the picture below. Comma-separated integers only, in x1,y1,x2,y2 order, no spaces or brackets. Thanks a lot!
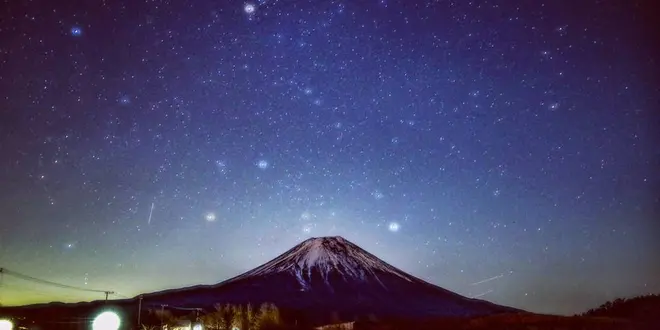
231,305,243,330
580,293,660,326
201,311,221,330
203,304,235,330
151,308,189,329
141,325,160,330
256,303,282,330
232,304,259,330
246,304,259,330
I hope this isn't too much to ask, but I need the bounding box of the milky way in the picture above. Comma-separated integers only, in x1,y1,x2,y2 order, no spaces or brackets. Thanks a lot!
0,0,658,315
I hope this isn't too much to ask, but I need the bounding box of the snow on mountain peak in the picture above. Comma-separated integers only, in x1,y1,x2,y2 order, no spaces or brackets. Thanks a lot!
231,236,418,288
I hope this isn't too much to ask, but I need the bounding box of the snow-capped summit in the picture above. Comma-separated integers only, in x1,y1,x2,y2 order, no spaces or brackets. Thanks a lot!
143,236,521,325
231,236,417,287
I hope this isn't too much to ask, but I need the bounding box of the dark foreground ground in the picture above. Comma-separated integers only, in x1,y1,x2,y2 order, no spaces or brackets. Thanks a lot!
3,294,659,330
3,312,658,330
322,313,657,330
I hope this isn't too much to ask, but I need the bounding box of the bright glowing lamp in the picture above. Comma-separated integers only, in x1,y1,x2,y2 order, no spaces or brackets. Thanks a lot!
0,319,13,330
192,324,203,330
92,311,121,330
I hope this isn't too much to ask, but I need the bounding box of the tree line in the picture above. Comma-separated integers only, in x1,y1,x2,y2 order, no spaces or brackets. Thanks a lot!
580,293,660,320
147,303,286,330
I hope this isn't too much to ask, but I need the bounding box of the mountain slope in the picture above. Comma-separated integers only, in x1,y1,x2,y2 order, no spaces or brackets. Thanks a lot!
142,236,521,323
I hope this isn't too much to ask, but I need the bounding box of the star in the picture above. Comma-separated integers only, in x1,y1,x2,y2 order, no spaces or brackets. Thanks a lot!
70,26,82,37
256,160,269,169
118,95,131,105
205,212,216,222
372,190,385,200
388,222,400,232
244,3,256,14
215,161,228,174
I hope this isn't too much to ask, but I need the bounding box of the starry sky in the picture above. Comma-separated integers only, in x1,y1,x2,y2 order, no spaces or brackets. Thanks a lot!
0,0,658,316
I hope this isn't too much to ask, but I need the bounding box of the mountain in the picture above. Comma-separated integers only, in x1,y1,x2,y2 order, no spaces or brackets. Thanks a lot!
140,236,521,324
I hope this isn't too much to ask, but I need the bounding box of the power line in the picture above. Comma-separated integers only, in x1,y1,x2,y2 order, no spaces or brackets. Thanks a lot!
1,282,95,300
0,267,116,298
0,267,107,293
113,292,131,299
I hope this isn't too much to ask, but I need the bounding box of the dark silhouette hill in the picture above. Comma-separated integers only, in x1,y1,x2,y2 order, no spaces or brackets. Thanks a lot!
580,294,660,325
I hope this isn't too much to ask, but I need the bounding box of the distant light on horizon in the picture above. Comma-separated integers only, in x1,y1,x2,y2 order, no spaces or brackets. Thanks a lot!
92,311,121,330
0,320,13,330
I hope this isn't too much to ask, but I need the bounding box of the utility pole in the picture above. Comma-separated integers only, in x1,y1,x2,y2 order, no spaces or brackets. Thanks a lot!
0,268,4,306
137,295,143,330
104,291,114,301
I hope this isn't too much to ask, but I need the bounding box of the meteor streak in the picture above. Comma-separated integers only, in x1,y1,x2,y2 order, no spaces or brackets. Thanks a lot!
471,289,494,298
471,274,504,286
147,202,154,224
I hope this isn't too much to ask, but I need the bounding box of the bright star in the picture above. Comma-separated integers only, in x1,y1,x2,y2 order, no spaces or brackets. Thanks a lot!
388,222,400,232
257,160,269,169
70,26,82,36
64,242,77,250
244,3,256,14
205,212,216,222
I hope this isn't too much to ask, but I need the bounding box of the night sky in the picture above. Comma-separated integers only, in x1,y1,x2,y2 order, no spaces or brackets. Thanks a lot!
0,0,658,315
